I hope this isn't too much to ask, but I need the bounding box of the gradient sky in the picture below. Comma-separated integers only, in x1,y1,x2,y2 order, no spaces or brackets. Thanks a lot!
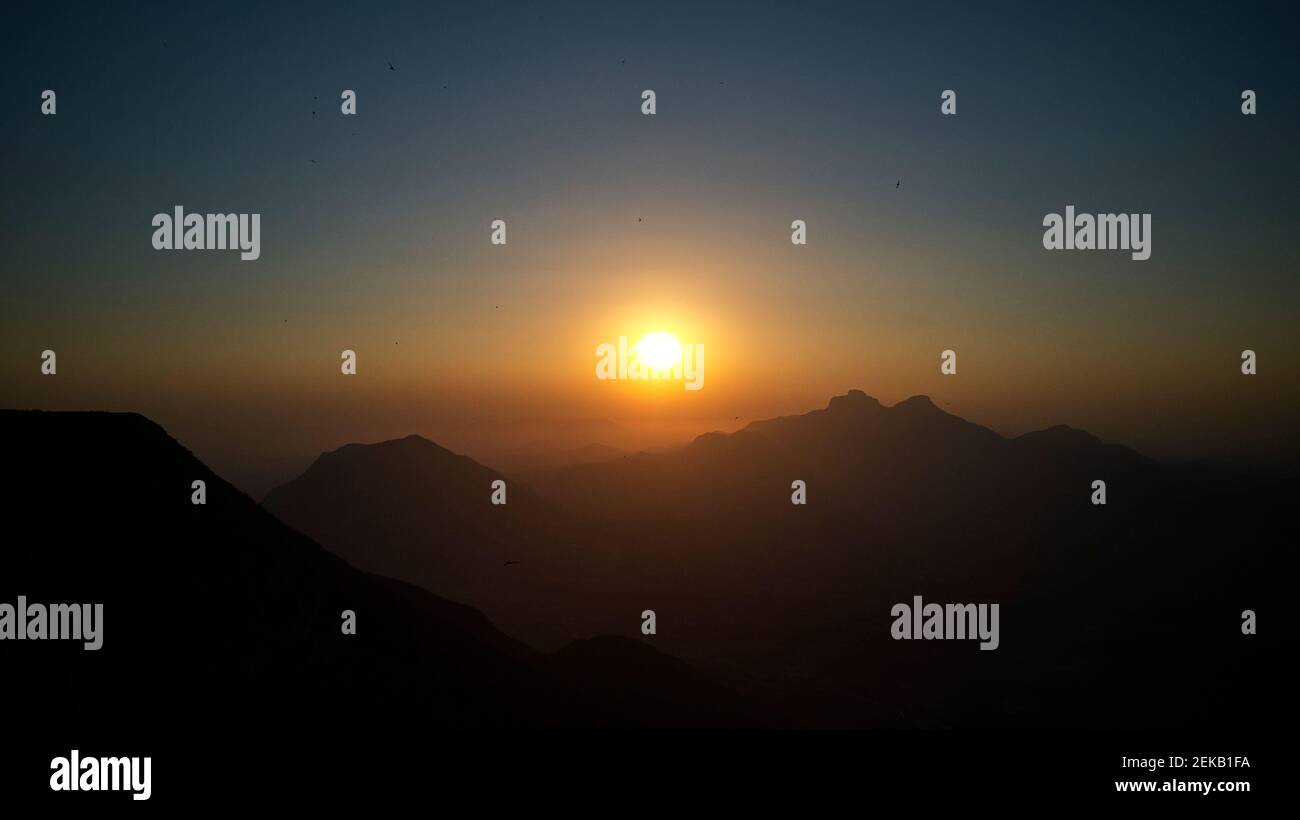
3,0,1297,482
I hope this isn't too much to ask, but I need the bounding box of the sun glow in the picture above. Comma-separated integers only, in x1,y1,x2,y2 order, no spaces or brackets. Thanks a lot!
635,332,683,370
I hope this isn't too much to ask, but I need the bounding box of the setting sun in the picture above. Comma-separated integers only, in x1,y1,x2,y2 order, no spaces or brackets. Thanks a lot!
635,332,683,370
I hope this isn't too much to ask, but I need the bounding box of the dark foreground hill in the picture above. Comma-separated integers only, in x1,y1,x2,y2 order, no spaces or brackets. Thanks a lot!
0,410,754,739
262,391,1283,729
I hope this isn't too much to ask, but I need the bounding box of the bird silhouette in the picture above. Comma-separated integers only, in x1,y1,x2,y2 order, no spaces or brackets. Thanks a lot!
388,61,396,71
896,180,900,189
504,560,519,566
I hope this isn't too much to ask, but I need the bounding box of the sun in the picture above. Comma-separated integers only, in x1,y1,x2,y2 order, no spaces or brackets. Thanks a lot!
635,331,683,370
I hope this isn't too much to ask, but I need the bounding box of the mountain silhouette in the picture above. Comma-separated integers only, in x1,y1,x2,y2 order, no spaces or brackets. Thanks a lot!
0,410,754,742
263,435,572,595
258,391,1281,729
538,390,1147,527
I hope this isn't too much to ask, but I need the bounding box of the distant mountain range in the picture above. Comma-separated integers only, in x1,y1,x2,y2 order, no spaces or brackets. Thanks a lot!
261,390,1283,729
0,409,754,737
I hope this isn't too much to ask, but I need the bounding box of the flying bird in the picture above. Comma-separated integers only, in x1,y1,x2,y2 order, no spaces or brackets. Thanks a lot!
896,180,900,189
388,61,396,71
504,560,519,566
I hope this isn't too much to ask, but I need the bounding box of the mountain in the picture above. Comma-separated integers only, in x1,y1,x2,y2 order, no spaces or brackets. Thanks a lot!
263,434,571,593
0,410,754,741
255,391,1282,729
537,390,1148,527
261,434,591,647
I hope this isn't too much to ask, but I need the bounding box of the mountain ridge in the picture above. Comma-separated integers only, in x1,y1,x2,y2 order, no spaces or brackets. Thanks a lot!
0,408,755,730
249,391,1276,729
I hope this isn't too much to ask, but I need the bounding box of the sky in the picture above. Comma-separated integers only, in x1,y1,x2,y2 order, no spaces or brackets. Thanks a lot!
2,0,1297,483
